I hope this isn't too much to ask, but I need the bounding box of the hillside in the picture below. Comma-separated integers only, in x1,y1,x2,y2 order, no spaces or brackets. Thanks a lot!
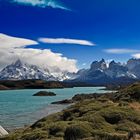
0,80,94,90
0,80,65,90
1,82,140,140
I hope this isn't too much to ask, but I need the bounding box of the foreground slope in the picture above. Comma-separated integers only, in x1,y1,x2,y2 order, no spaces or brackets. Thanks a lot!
1,83,140,140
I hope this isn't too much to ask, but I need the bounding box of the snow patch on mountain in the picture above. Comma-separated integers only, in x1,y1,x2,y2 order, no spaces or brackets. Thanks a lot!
0,59,73,81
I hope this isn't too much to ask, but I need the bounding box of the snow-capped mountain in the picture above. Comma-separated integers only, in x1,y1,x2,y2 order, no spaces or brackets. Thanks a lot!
126,58,140,78
1,58,140,84
71,59,139,84
0,59,76,81
105,60,135,78
0,59,57,80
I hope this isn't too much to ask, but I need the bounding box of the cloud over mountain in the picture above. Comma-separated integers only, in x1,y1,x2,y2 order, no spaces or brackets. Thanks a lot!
0,33,78,72
132,53,140,59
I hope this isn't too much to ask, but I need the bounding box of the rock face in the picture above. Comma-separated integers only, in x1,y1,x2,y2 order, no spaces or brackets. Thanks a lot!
126,58,140,78
90,59,107,71
71,58,139,85
105,61,128,78
33,91,56,96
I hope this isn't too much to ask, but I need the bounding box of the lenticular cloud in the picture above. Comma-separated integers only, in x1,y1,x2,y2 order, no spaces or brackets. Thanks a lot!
39,38,95,46
0,33,78,72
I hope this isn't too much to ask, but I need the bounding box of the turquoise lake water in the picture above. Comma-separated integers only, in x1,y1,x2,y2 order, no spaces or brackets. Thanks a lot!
0,87,111,130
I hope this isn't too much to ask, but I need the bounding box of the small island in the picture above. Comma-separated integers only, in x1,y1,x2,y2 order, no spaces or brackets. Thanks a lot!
33,91,56,96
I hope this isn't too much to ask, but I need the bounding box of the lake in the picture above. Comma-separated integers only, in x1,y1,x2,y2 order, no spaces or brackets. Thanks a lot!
0,87,111,130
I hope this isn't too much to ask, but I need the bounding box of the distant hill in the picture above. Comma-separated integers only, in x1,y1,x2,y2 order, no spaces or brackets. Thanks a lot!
0,80,94,90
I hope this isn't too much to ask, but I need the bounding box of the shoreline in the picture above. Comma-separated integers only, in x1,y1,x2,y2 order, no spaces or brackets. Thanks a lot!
0,80,97,91
0,87,111,132
6,103,72,132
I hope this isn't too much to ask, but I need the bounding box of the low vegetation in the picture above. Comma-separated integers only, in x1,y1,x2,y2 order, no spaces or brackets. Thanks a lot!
1,82,140,140
33,91,56,96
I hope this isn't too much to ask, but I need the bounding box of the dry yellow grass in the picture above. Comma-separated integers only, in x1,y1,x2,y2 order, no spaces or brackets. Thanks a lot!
129,102,140,112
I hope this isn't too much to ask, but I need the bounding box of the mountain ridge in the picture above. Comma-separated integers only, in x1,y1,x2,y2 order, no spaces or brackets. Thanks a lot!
71,58,140,84
0,58,140,85
0,59,73,81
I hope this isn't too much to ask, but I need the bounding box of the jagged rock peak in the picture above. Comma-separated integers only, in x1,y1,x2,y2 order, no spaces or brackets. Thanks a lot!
13,59,23,66
100,58,105,63
90,59,107,71
0,59,74,81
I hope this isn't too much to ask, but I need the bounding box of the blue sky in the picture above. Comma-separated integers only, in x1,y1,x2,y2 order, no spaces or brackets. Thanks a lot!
1,0,140,69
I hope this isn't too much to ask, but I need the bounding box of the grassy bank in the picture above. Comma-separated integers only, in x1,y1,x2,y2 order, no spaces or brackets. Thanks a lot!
1,83,140,140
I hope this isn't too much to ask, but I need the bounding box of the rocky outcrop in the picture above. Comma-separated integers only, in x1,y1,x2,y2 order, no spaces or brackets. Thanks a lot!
51,99,73,104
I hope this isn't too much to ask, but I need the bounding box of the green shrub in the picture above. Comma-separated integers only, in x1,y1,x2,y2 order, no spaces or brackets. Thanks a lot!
62,111,72,121
20,129,48,140
64,126,89,140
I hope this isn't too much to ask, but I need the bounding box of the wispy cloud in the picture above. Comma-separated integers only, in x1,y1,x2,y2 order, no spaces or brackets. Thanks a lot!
0,33,77,72
39,38,95,46
11,0,70,10
0,33,38,49
104,48,140,54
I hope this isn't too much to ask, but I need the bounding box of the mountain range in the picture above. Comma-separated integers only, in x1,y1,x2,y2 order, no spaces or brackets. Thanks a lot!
0,59,73,81
0,58,140,85
72,58,139,85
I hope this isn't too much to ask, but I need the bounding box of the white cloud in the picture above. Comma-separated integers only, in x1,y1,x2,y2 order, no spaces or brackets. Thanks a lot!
11,0,69,10
0,33,78,72
132,53,140,59
0,33,38,48
104,48,140,54
39,38,95,46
